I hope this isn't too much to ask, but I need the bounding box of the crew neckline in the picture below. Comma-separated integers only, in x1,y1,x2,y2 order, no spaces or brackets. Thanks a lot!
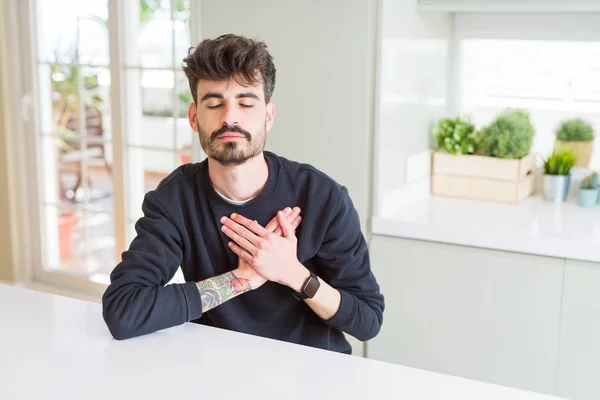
213,187,256,205
205,151,281,212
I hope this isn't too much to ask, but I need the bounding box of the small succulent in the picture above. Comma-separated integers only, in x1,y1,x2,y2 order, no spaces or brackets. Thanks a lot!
543,149,576,176
556,118,595,142
433,116,478,155
580,176,595,190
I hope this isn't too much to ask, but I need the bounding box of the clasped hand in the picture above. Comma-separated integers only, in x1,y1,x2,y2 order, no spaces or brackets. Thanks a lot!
220,207,307,291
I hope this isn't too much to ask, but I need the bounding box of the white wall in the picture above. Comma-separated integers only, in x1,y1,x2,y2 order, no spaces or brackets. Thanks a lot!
199,0,378,233
374,0,452,213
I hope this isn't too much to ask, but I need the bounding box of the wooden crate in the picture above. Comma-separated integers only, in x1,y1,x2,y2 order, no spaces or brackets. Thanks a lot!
431,152,536,203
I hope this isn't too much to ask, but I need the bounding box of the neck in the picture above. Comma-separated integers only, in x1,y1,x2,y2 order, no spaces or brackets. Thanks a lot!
208,152,269,202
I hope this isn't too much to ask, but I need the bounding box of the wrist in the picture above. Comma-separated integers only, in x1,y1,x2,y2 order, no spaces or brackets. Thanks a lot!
233,266,261,290
287,262,310,293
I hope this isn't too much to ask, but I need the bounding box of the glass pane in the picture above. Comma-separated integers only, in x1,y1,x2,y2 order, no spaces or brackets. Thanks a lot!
175,72,194,159
43,206,116,280
81,66,111,139
78,14,110,66
49,63,82,136
80,211,116,283
124,1,174,68
43,65,109,139
459,39,600,170
37,63,76,135
125,69,178,147
41,135,114,213
174,4,191,66
173,0,191,20
36,1,77,63
36,0,108,64
127,147,178,222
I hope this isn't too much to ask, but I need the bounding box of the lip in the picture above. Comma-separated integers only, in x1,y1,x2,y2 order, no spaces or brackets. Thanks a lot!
217,133,246,140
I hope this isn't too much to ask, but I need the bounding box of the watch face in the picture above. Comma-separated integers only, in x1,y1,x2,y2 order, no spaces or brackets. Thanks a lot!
304,276,320,298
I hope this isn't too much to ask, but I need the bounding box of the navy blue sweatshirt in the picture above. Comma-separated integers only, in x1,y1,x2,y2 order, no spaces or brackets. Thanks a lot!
102,151,384,354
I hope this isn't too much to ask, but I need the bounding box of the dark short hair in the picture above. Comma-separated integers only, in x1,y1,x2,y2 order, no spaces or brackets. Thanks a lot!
182,34,276,104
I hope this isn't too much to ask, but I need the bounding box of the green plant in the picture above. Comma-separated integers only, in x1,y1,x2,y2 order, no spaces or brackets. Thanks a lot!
556,118,595,142
477,109,535,159
433,116,478,155
543,150,576,176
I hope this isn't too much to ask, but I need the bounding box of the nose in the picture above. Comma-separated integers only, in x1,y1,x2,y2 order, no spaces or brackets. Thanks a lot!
221,102,239,127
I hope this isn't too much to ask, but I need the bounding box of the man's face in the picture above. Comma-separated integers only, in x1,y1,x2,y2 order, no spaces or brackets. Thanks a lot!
188,76,275,166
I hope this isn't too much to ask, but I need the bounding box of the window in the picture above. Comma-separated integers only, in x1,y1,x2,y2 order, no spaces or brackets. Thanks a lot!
454,13,600,170
28,0,199,290
458,39,600,169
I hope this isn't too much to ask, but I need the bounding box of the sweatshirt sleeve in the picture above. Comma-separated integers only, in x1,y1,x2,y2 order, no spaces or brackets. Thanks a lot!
102,191,203,340
316,186,385,342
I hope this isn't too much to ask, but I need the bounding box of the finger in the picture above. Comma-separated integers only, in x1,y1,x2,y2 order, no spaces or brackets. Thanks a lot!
230,213,270,237
278,215,302,236
291,215,302,229
287,207,301,224
221,221,259,255
221,216,262,246
228,242,254,264
277,210,293,239
265,207,291,232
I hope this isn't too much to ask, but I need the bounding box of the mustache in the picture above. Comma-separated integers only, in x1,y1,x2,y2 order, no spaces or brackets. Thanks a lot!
211,124,251,142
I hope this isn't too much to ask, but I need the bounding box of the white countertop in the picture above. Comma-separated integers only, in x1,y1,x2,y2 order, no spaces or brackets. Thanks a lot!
373,190,600,263
0,283,565,400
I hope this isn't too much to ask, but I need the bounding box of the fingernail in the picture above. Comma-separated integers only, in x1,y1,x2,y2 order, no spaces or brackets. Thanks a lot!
220,217,226,223
294,207,300,212
285,207,291,212
231,213,237,218
221,226,227,232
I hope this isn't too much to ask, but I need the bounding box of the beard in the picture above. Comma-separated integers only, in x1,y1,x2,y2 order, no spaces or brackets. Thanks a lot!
197,119,266,167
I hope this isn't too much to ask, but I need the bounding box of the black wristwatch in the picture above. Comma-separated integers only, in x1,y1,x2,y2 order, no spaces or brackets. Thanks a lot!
293,271,320,300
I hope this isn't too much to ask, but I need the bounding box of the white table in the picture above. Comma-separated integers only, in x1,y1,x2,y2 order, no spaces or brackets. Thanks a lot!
0,284,567,400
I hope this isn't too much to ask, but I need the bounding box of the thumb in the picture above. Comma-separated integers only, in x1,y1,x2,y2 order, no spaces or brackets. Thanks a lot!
277,210,292,239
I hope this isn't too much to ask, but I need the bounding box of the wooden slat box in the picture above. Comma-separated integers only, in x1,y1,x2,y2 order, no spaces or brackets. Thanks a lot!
431,152,536,203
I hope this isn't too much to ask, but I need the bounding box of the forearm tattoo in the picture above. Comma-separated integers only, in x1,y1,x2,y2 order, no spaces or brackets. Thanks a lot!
197,271,252,313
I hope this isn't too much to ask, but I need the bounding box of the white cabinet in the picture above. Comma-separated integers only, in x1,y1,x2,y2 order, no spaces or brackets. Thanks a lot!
367,235,564,395
556,259,600,400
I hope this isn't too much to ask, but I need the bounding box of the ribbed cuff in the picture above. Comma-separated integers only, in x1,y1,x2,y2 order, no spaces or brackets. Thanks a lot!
324,289,355,328
181,281,203,321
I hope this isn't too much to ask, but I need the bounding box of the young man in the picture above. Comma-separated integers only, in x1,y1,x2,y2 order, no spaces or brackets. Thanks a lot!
102,34,384,354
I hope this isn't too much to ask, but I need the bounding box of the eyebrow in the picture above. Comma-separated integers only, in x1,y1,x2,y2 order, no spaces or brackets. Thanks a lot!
200,92,260,102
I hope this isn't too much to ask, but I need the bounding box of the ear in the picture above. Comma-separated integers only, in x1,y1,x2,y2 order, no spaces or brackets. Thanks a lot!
265,101,275,132
188,102,198,132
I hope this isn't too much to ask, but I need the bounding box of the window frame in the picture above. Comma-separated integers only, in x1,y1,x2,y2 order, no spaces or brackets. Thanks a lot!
9,0,203,295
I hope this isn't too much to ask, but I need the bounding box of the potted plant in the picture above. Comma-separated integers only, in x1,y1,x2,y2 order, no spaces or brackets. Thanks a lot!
433,116,478,155
578,175,600,208
542,149,576,203
554,118,595,168
431,109,536,203
477,109,535,160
